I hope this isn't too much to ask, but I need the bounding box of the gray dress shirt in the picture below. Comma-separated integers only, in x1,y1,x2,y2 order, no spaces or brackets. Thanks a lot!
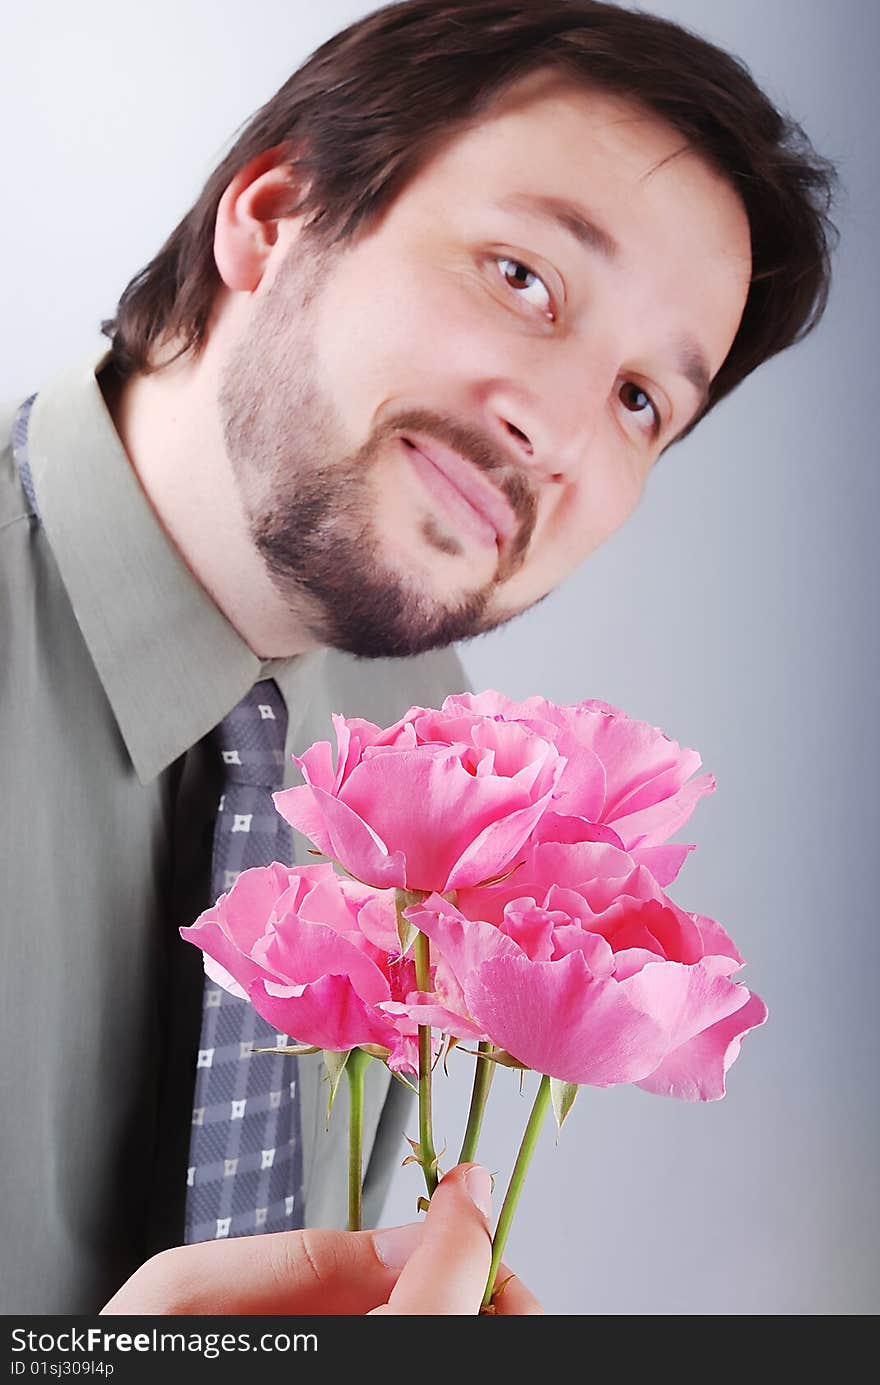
0,352,469,1313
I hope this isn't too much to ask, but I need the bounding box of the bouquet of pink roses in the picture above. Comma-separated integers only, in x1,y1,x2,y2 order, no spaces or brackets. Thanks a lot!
182,691,765,1310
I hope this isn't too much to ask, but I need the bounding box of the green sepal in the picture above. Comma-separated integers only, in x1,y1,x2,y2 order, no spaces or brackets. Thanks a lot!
251,1043,321,1056
470,859,525,890
442,1033,460,1076
306,848,375,890
389,1069,419,1096
394,887,432,958
322,1048,352,1125
394,889,419,958
459,1046,530,1071
549,1077,579,1132
401,1134,424,1169
401,1133,444,1177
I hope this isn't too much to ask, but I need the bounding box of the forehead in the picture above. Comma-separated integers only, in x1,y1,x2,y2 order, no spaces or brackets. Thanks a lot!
409,71,749,258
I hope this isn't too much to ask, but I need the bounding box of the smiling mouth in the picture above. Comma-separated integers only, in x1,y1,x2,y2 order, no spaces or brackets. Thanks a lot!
399,436,516,553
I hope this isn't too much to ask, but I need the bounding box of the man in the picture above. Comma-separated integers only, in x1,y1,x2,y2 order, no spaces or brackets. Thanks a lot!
0,0,835,1313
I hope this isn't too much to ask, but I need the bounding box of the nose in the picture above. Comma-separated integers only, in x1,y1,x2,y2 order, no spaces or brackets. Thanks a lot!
481,367,606,486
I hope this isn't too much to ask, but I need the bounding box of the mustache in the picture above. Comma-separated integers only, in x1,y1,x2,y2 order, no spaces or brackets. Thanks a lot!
371,407,539,578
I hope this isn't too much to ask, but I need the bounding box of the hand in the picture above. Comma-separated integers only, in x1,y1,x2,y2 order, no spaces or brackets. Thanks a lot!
100,1163,542,1315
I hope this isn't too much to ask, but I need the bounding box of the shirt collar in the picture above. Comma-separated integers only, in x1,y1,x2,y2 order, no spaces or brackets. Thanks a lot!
27,350,327,784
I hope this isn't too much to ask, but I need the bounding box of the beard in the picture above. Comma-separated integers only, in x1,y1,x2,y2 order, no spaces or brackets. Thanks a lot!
217,243,537,660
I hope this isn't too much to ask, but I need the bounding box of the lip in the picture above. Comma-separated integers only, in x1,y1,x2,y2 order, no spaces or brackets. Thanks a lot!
400,434,518,548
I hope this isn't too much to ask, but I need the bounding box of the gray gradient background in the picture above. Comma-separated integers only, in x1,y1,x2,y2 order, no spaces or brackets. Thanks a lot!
3,0,876,1315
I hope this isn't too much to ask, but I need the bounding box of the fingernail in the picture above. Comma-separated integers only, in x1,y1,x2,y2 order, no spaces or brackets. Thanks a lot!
463,1164,492,1219
372,1222,424,1271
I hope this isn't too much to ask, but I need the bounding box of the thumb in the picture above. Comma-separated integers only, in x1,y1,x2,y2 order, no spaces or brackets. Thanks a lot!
369,1163,493,1315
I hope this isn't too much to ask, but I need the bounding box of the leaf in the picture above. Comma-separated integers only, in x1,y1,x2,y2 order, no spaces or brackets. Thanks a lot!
322,1049,352,1125
550,1078,579,1132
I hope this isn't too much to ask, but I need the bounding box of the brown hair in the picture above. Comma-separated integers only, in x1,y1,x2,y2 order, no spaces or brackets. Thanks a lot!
103,0,837,426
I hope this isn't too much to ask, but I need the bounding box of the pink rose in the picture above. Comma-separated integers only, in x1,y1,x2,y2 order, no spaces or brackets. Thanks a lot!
274,704,566,893
443,691,716,885
404,839,766,1100
180,861,477,1073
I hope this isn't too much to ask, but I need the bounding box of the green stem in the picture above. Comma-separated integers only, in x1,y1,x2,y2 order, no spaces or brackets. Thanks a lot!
346,1047,371,1231
481,1073,551,1311
414,930,438,1197
458,1042,496,1164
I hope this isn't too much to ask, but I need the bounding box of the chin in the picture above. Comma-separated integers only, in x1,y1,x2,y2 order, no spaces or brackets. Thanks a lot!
387,530,499,588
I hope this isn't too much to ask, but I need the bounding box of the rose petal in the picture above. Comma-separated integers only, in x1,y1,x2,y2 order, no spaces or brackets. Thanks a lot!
465,950,671,1085
274,782,406,889
203,954,249,1000
693,912,745,967
380,997,487,1042
635,990,768,1100
250,974,394,1053
258,918,391,1006
618,957,750,1054
612,773,716,849
629,842,694,887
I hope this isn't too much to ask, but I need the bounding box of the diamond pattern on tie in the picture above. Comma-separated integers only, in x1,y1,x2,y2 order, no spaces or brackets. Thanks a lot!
184,680,304,1244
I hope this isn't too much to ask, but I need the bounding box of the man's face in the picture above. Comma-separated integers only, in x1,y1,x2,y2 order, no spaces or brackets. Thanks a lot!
218,74,751,658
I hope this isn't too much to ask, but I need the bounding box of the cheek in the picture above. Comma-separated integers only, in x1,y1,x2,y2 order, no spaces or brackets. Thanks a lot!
312,255,502,416
589,459,647,538
496,460,647,610
553,450,646,555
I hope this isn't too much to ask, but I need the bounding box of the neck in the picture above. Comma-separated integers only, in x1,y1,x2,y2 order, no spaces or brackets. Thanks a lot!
100,351,321,661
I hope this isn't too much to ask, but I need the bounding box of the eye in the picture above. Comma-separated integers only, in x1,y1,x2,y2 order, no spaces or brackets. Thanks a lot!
495,257,555,319
618,380,661,439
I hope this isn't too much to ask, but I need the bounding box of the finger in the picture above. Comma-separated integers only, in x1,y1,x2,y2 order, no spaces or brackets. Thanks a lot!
101,1221,425,1316
370,1162,492,1315
488,1261,544,1316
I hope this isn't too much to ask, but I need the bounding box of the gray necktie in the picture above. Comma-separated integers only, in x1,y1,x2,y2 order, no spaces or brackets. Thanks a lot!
183,683,305,1243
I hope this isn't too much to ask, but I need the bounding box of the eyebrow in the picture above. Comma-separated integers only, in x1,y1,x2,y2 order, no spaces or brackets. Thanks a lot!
497,192,619,261
675,337,711,412
498,191,713,417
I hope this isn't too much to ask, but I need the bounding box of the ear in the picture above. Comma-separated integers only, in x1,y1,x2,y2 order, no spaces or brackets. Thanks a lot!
213,148,305,292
